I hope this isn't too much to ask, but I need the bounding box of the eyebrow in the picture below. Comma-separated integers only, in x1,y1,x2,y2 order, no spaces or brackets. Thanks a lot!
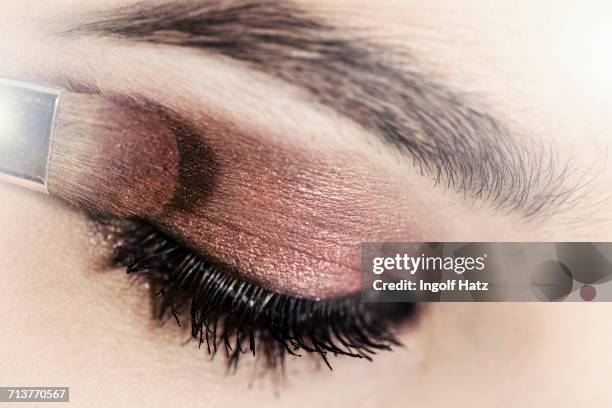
67,0,583,217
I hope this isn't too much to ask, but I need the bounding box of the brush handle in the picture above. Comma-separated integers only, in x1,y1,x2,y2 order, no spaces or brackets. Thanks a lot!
0,77,62,193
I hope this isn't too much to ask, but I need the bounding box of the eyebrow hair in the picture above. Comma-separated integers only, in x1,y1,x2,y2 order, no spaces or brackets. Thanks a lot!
68,0,585,217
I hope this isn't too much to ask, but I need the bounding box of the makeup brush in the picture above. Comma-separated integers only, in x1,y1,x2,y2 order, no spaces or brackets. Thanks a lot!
0,77,180,217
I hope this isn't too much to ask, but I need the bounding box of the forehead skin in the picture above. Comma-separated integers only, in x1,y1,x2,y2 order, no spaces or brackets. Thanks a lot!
0,1,611,407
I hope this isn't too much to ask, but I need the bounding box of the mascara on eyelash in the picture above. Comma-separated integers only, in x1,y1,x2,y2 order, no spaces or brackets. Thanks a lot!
0,76,180,216
106,218,415,370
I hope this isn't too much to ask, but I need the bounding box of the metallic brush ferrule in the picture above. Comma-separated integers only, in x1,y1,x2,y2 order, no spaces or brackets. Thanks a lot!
0,77,61,193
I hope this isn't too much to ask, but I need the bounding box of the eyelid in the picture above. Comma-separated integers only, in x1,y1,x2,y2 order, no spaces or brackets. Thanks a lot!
40,87,424,298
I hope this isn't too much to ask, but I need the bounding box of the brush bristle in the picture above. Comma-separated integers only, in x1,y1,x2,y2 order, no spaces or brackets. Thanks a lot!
47,92,180,217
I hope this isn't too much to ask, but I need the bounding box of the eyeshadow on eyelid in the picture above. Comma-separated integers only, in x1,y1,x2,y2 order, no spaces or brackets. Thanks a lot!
56,99,426,299
144,111,427,298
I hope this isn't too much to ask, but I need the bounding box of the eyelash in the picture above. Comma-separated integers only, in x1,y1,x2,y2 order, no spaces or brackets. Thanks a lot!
99,217,417,371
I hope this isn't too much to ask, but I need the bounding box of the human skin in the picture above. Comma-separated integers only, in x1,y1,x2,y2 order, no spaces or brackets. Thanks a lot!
0,1,611,407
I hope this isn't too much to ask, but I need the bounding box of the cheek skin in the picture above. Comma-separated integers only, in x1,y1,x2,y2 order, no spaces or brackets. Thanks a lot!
154,117,428,299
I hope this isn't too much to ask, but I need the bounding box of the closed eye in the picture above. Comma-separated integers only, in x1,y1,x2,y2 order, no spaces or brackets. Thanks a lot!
96,216,418,370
